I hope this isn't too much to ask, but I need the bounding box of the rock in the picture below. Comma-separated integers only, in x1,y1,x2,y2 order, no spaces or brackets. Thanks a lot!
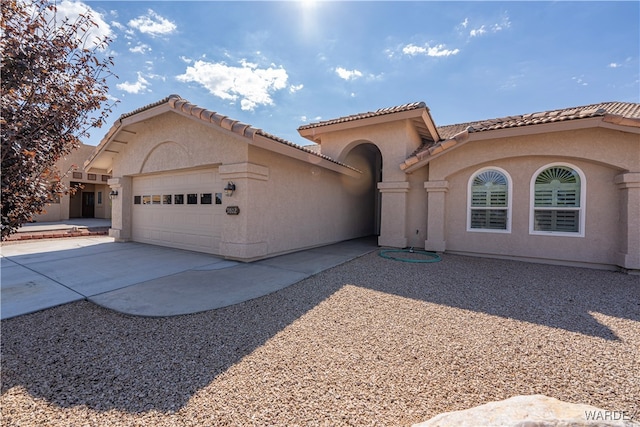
413,395,639,427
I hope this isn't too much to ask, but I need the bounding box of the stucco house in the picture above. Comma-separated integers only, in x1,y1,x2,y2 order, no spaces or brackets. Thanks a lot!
33,143,112,222
85,95,640,271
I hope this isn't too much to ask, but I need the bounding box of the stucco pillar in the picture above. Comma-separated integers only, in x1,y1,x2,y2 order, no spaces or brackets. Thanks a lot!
424,180,448,252
219,162,270,261
614,172,640,270
377,181,410,248
107,176,132,242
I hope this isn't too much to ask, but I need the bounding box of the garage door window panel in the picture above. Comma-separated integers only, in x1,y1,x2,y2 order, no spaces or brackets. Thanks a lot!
201,193,213,204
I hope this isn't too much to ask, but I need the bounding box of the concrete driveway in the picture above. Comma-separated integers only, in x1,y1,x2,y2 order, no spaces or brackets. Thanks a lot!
1,236,377,320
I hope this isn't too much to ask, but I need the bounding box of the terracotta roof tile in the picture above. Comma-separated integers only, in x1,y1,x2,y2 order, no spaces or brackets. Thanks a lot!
115,95,359,173
401,101,640,171
436,101,640,140
298,102,427,130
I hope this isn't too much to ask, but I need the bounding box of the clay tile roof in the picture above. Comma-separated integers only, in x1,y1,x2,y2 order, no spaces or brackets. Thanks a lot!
436,101,640,140
400,101,640,171
117,95,358,172
298,101,427,130
254,129,360,170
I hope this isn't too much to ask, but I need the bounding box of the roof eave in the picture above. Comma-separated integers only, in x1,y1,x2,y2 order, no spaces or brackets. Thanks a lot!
84,119,122,173
602,114,640,132
298,107,434,143
251,133,362,177
401,115,635,173
85,102,176,172
421,109,441,142
85,95,360,177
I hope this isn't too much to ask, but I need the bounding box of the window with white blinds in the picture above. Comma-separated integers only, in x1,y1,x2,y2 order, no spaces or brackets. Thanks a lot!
530,164,585,236
468,168,511,232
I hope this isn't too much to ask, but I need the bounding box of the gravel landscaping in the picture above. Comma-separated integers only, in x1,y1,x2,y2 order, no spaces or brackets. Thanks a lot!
2,252,639,426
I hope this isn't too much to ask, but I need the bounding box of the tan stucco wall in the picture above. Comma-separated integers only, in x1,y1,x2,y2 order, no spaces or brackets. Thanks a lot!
426,127,639,269
315,119,430,248
109,112,249,177
234,144,374,257
33,144,111,222
106,111,377,260
321,120,423,182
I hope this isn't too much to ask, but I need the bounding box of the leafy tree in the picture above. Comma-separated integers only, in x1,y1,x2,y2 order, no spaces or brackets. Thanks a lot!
1,0,117,239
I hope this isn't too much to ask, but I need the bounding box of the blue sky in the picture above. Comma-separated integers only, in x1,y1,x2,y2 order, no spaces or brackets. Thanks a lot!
62,1,639,146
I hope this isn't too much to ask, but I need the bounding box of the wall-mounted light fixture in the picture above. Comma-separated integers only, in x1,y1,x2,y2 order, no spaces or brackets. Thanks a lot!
224,181,236,197
109,190,118,200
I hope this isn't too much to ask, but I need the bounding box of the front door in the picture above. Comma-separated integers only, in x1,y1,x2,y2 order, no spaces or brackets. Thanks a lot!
82,192,95,218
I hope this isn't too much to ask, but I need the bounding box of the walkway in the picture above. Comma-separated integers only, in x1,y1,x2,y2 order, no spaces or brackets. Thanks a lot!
5,218,111,241
1,234,377,320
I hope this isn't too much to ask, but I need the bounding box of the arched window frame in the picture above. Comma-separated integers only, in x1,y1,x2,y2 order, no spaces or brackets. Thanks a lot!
467,166,512,233
529,162,586,237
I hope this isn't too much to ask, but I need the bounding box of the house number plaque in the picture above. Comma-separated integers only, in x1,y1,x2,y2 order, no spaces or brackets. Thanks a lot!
226,206,240,215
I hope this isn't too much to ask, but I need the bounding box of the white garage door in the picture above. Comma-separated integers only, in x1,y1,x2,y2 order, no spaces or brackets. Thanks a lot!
132,168,222,254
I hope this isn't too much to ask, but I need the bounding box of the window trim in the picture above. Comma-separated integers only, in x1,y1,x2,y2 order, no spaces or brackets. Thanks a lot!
466,166,512,233
529,162,586,237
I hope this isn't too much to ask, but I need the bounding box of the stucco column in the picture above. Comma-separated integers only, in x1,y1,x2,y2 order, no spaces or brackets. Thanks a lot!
377,181,410,248
219,162,270,261
424,180,448,252
107,176,132,242
614,172,640,270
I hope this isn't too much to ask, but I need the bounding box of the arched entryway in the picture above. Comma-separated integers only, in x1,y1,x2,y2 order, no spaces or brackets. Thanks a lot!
341,142,383,236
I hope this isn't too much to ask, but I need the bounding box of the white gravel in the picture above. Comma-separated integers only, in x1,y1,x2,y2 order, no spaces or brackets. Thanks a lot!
2,253,639,426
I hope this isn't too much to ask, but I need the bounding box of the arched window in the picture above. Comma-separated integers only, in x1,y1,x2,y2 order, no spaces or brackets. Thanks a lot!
467,167,511,232
530,163,585,236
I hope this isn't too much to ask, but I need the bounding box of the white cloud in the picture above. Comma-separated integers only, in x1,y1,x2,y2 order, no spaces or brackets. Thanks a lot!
147,72,166,82
289,83,304,94
176,60,289,111
106,93,120,103
129,43,151,54
493,14,512,32
470,25,486,37
335,67,363,80
128,10,176,37
240,58,259,69
572,76,588,86
461,18,469,28
468,14,511,37
609,62,621,68
53,1,113,47
402,43,460,57
117,72,150,94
